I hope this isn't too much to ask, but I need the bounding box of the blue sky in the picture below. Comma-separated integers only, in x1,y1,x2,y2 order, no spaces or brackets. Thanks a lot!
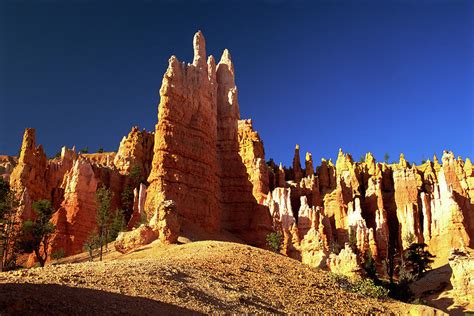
1,0,472,166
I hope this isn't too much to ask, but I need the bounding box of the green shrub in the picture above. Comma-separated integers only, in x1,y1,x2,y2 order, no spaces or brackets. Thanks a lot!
266,232,283,253
363,249,377,280
352,278,389,299
51,248,66,260
328,273,352,291
329,273,389,299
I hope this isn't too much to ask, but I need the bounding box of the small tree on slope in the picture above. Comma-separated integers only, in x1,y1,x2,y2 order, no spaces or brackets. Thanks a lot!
0,178,19,271
19,200,55,267
96,186,113,261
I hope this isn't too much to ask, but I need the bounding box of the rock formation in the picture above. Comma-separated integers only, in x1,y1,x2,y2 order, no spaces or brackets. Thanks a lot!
0,156,17,181
114,126,154,178
9,128,48,220
265,145,473,275
81,153,115,168
115,224,157,254
326,243,360,278
237,119,269,203
292,145,303,183
149,200,180,244
145,31,221,231
448,248,474,307
145,31,271,246
116,200,180,252
127,183,147,229
49,158,99,256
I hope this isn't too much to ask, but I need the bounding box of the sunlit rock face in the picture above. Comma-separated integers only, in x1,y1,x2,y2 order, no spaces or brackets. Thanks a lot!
448,249,474,307
9,128,49,220
114,126,154,178
145,31,221,231
49,158,98,256
145,31,271,246
0,155,17,181
8,129,133,262
265,146,473,273
237,119,269,203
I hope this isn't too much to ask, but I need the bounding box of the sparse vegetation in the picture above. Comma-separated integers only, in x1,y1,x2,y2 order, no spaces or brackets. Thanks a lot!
348,227,357,253
383,153,390,164
404,242,434,279
51,248,65,260
0,178,19,271
83,232,99,262
121,185,134,211
79,147,89,154
138,211,148,227
352,278,389,299
266,231,283,253
18,200,56,267
96,186,113,261
108,209,125,242
329,240,342,254
390,258,415,302
97,146,104,153
329,273,389,299
363,249,377,280
129,165,143,186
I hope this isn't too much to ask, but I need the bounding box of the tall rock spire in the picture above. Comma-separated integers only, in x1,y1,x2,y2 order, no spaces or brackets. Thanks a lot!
217,48,239,123
193,30,207,67
146,31,220,230
146,31,271,245
293,144,303,182
305,152,314,176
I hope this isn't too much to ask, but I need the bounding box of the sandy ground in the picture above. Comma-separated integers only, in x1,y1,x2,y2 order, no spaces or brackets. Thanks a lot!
0,240,444,315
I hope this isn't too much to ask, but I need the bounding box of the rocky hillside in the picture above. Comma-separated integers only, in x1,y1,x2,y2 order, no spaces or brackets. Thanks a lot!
0,241,443,315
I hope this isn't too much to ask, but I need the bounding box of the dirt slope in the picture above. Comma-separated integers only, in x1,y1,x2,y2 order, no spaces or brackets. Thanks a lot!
0,241,443,315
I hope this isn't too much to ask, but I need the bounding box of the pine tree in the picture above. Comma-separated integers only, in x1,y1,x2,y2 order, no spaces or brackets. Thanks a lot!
108,209,125,242
96,186,113,261
363,249,377,280
405,242,435,278
0,178,19,271
83,232,99,262
19,200,56,267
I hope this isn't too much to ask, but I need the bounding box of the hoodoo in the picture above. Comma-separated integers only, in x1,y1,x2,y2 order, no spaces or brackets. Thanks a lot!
144,32,272,246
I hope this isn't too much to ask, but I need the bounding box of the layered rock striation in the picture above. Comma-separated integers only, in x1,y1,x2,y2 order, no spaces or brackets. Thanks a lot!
145,31,271,246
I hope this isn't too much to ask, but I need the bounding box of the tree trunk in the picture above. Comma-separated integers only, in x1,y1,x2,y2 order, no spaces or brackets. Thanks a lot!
0,242,4,272
34,248,45,267
100,238,103,261
0,224,4,272
105,227,108,252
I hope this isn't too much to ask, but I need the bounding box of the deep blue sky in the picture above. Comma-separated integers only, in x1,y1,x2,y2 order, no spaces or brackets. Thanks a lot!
1,0,473,166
